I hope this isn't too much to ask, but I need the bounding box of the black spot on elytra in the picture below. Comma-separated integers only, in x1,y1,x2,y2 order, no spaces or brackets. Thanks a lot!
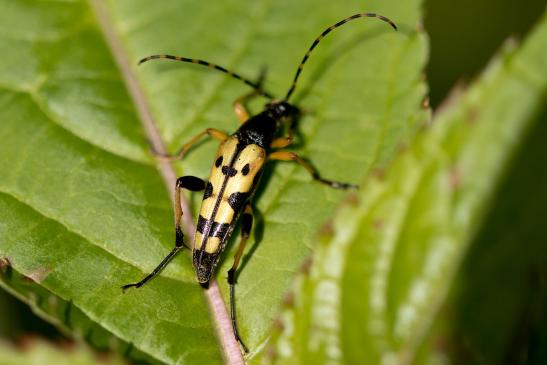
221,166,237,177
228,191,248,211
215,156,223,168
241,163,250,176
203,182,213,199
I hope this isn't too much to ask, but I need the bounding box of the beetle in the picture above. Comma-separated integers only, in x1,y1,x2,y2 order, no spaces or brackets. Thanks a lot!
122,12,397,352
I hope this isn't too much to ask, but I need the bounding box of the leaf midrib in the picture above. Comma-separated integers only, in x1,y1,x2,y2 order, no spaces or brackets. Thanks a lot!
88,0,247,363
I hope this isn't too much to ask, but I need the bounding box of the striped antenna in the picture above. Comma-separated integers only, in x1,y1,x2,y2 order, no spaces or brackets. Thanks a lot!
284,13,397,101
138,55,274,99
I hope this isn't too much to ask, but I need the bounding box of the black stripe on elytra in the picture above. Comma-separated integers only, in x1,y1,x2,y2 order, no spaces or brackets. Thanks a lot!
210,221,230,238
228,191,248,212
221,165,237,177
203,182,213,199
197,215,207,233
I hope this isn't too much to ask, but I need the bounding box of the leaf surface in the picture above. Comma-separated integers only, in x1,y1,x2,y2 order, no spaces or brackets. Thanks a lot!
0,338,127,365
0,0,428,363
267,12,547,365
105,0,428,358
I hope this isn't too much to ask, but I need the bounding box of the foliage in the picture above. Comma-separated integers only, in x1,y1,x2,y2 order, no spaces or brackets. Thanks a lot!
0,0,545,364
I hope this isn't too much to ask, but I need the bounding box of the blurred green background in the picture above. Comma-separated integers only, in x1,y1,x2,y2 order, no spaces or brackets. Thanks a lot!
0,0,544,360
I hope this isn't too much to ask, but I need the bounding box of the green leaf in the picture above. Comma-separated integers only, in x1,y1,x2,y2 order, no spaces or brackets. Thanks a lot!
107,0,428,360
0,1,218,364
267,12,547,365
0,338,127,365
0,0,427,364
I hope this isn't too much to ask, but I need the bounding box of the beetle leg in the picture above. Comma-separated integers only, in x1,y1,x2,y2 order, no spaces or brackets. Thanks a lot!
270,134,294,148
122,176,206,291
270,117,298,148
233,90,261,123
154,128,229,161
269,151,358,190
227,203,253,353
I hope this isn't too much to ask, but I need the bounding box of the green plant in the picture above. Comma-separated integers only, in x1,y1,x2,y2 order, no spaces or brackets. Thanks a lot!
0,1,545,364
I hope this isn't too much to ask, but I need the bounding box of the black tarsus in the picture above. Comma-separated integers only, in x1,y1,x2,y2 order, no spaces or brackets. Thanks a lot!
121,175,205,291
228,267,249,353
121,245,182,291
227,205,254,354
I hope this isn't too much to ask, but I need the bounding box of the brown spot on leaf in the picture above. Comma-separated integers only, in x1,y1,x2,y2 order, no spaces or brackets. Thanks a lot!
25,266,52,283
300,256,313,275
346,192,360,206
374,219,384,230
466,106,480,123
282,292,295,307
272,317,285,331
319,221,334,236
372,168,385,180
422,96,430,109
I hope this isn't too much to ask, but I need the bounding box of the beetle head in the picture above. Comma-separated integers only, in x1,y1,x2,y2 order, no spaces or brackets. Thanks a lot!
266,100,300,124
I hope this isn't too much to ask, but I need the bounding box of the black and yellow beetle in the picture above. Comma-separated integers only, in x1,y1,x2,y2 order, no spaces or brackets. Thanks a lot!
122,13,397,352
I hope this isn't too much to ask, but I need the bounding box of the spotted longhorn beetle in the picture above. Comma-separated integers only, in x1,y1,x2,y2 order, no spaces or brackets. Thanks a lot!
122,13,397,353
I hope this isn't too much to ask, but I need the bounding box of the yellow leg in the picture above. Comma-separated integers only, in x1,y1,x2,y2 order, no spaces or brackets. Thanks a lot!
270,135,294,149
270,116,298,148
233,90,261,123
233,67,268,123
268,151,358,190
155,128,228,161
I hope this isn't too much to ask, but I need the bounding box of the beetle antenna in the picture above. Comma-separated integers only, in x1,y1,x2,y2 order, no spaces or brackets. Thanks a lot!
138,55,274,99
284,13,397,101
